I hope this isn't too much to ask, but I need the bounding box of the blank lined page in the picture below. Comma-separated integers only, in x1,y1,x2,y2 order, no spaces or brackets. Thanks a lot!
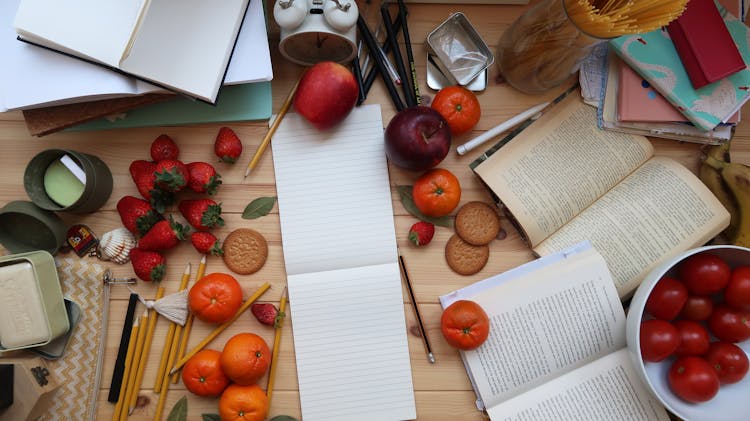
288,263,416,421
271,104,398,276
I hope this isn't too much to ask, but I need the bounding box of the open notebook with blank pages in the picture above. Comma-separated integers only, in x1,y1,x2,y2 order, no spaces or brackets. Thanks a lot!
271,104,416,421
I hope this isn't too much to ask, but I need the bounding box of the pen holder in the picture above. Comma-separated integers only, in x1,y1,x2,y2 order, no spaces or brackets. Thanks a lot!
496,0,607,94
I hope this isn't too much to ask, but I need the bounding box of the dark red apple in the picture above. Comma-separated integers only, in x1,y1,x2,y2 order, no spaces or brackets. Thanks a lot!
384,106,451,171
293,61,359,130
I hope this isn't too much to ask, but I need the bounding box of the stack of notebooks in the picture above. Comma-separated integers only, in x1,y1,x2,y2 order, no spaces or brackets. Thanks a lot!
597,0,748,145
1,0,273,136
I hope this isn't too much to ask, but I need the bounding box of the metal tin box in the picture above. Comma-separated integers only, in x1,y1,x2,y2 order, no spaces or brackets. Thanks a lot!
0,251,69,352
426,12,494,86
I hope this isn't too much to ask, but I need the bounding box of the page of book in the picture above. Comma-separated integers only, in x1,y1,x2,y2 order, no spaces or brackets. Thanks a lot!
120,0,249,102
271,104,416,421
486,349,670,421
451,245,626,409
535,156,729,298
13,0,145,67
474,94,654,247
287,264,416,421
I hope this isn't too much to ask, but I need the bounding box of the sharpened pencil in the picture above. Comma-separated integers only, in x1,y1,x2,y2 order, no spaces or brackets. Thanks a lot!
399,253,435,364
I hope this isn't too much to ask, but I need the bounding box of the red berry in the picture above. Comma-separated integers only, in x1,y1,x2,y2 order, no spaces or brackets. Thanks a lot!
408,221,435,246
150,134,179,161
214,127,243,163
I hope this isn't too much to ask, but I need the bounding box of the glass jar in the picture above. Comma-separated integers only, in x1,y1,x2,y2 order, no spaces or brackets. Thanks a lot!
496,0,606,94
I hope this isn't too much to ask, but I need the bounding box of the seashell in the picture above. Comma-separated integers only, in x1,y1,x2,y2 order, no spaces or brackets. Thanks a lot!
98,228,137,264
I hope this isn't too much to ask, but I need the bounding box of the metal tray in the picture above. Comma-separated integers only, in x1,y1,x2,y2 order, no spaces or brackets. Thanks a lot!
426,12,494,86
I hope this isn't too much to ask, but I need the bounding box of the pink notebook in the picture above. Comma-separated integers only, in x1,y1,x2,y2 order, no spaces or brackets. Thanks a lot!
617,61,740,124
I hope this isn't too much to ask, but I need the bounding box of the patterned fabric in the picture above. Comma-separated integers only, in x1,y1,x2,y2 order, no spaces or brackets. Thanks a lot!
39,258,107,421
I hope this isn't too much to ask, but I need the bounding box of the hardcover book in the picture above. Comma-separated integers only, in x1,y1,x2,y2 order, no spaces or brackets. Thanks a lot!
609,1,750,131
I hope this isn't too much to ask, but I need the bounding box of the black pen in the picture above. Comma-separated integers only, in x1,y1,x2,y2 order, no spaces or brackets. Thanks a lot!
362,12,404,100
397,0,420,105
381,3,415,107
357,15,405,111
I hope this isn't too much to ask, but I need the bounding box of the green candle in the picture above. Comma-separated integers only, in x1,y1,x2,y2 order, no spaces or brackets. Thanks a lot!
43,158,85,207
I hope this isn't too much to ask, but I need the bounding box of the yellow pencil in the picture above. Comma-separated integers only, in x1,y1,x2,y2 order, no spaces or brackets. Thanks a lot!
112,316,139,421
169,282,271,375
266,287,288,406
119,310,147,420
243,77,301,178
172,255,206,384
127,287,165,414
153,263,191,392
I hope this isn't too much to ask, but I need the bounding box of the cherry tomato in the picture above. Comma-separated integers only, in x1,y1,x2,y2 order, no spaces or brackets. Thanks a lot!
640,319,681,362
708,304,750,343
725,266,750,311
673,320,710,356
679,295,714,321
668,356,720,403
646,276,688,320
704,341,750,384
678,253,731,296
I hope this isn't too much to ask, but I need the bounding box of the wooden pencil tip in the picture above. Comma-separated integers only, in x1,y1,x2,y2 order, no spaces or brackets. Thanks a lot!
183,262,191,274
200,255,207,265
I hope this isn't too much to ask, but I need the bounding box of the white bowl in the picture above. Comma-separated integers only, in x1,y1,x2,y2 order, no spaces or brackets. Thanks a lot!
626,245,750,421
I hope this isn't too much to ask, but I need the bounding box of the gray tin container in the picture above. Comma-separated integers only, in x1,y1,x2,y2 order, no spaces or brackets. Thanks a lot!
426,12,494,87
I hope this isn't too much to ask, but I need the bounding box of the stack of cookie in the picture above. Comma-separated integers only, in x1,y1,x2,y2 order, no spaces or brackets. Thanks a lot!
445,202,501,276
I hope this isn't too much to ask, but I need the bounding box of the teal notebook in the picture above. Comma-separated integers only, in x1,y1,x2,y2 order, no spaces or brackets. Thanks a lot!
69,81,271,131
609,3,750,131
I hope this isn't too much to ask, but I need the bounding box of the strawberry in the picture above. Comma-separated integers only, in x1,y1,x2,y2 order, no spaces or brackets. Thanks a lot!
116,195,163,236
214,127,243,163
186,161,222,195
150,134,179,161
130,160,174,213
251,302,282,326
154,159,189,193
129,159,154,180
129,248,166,282
137,216,189,251
190,231,223,256
178,199,224,231
408,221,435,246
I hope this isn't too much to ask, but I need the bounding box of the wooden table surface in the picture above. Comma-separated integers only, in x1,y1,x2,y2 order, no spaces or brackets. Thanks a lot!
1,1,749,420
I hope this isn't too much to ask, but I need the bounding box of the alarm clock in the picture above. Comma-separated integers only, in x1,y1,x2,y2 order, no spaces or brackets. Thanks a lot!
274,0,359,66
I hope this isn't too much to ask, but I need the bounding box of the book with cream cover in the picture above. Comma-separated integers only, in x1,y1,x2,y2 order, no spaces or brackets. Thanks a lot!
472,93,729,298
439,242,670,420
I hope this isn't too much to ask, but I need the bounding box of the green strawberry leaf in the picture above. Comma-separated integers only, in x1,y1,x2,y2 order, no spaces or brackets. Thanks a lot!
396,185,452,228
167,396,187,421
242,196,277,219
269,416,300,421
202,414,221,421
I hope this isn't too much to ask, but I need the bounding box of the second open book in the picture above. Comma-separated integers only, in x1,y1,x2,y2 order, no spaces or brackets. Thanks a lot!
440,242,670,420
473,93,729,299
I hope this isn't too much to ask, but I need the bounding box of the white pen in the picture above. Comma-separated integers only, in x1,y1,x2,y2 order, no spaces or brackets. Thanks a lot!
456,101,550,155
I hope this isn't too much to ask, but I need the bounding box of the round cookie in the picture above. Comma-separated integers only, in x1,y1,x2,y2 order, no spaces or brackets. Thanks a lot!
455,201,500,246
222,228,268,275
445,234,489,276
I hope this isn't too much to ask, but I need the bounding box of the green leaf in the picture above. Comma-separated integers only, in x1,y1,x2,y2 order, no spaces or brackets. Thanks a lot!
396,185,452,228
202,415,221,421
242,196,277,219
269,416,300,421
167,396,187,421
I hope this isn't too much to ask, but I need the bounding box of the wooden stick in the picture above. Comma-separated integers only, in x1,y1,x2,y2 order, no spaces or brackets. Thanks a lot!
153,263,191,392
244,77,301,178
112,316,139,421
266,287,288,406
119,310,147,420
171,255,206,384
127,287,165,414
169,282,271,375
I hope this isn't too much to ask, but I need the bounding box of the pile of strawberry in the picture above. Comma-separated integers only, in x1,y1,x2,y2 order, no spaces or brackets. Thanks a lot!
119,129,242,282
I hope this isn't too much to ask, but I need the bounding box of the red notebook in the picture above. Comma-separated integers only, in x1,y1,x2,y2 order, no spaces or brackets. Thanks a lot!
667,0,746,89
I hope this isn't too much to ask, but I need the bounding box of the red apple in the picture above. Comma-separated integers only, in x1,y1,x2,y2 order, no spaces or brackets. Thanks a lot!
293,61,359,130
385,106,451,171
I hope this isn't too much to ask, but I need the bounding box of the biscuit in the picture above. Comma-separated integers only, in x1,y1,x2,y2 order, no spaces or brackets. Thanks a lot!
222,228,268,275
445,234,489,276
455,201,500,246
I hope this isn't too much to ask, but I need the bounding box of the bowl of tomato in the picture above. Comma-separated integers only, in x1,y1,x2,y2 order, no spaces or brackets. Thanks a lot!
626,245,750,421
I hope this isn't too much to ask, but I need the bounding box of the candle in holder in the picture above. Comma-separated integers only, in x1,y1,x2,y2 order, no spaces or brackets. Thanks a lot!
42,155,86,208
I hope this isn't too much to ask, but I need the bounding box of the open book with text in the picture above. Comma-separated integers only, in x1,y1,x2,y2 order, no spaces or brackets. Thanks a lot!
13,0,250,103
473,93,729,298
440,242,670,420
